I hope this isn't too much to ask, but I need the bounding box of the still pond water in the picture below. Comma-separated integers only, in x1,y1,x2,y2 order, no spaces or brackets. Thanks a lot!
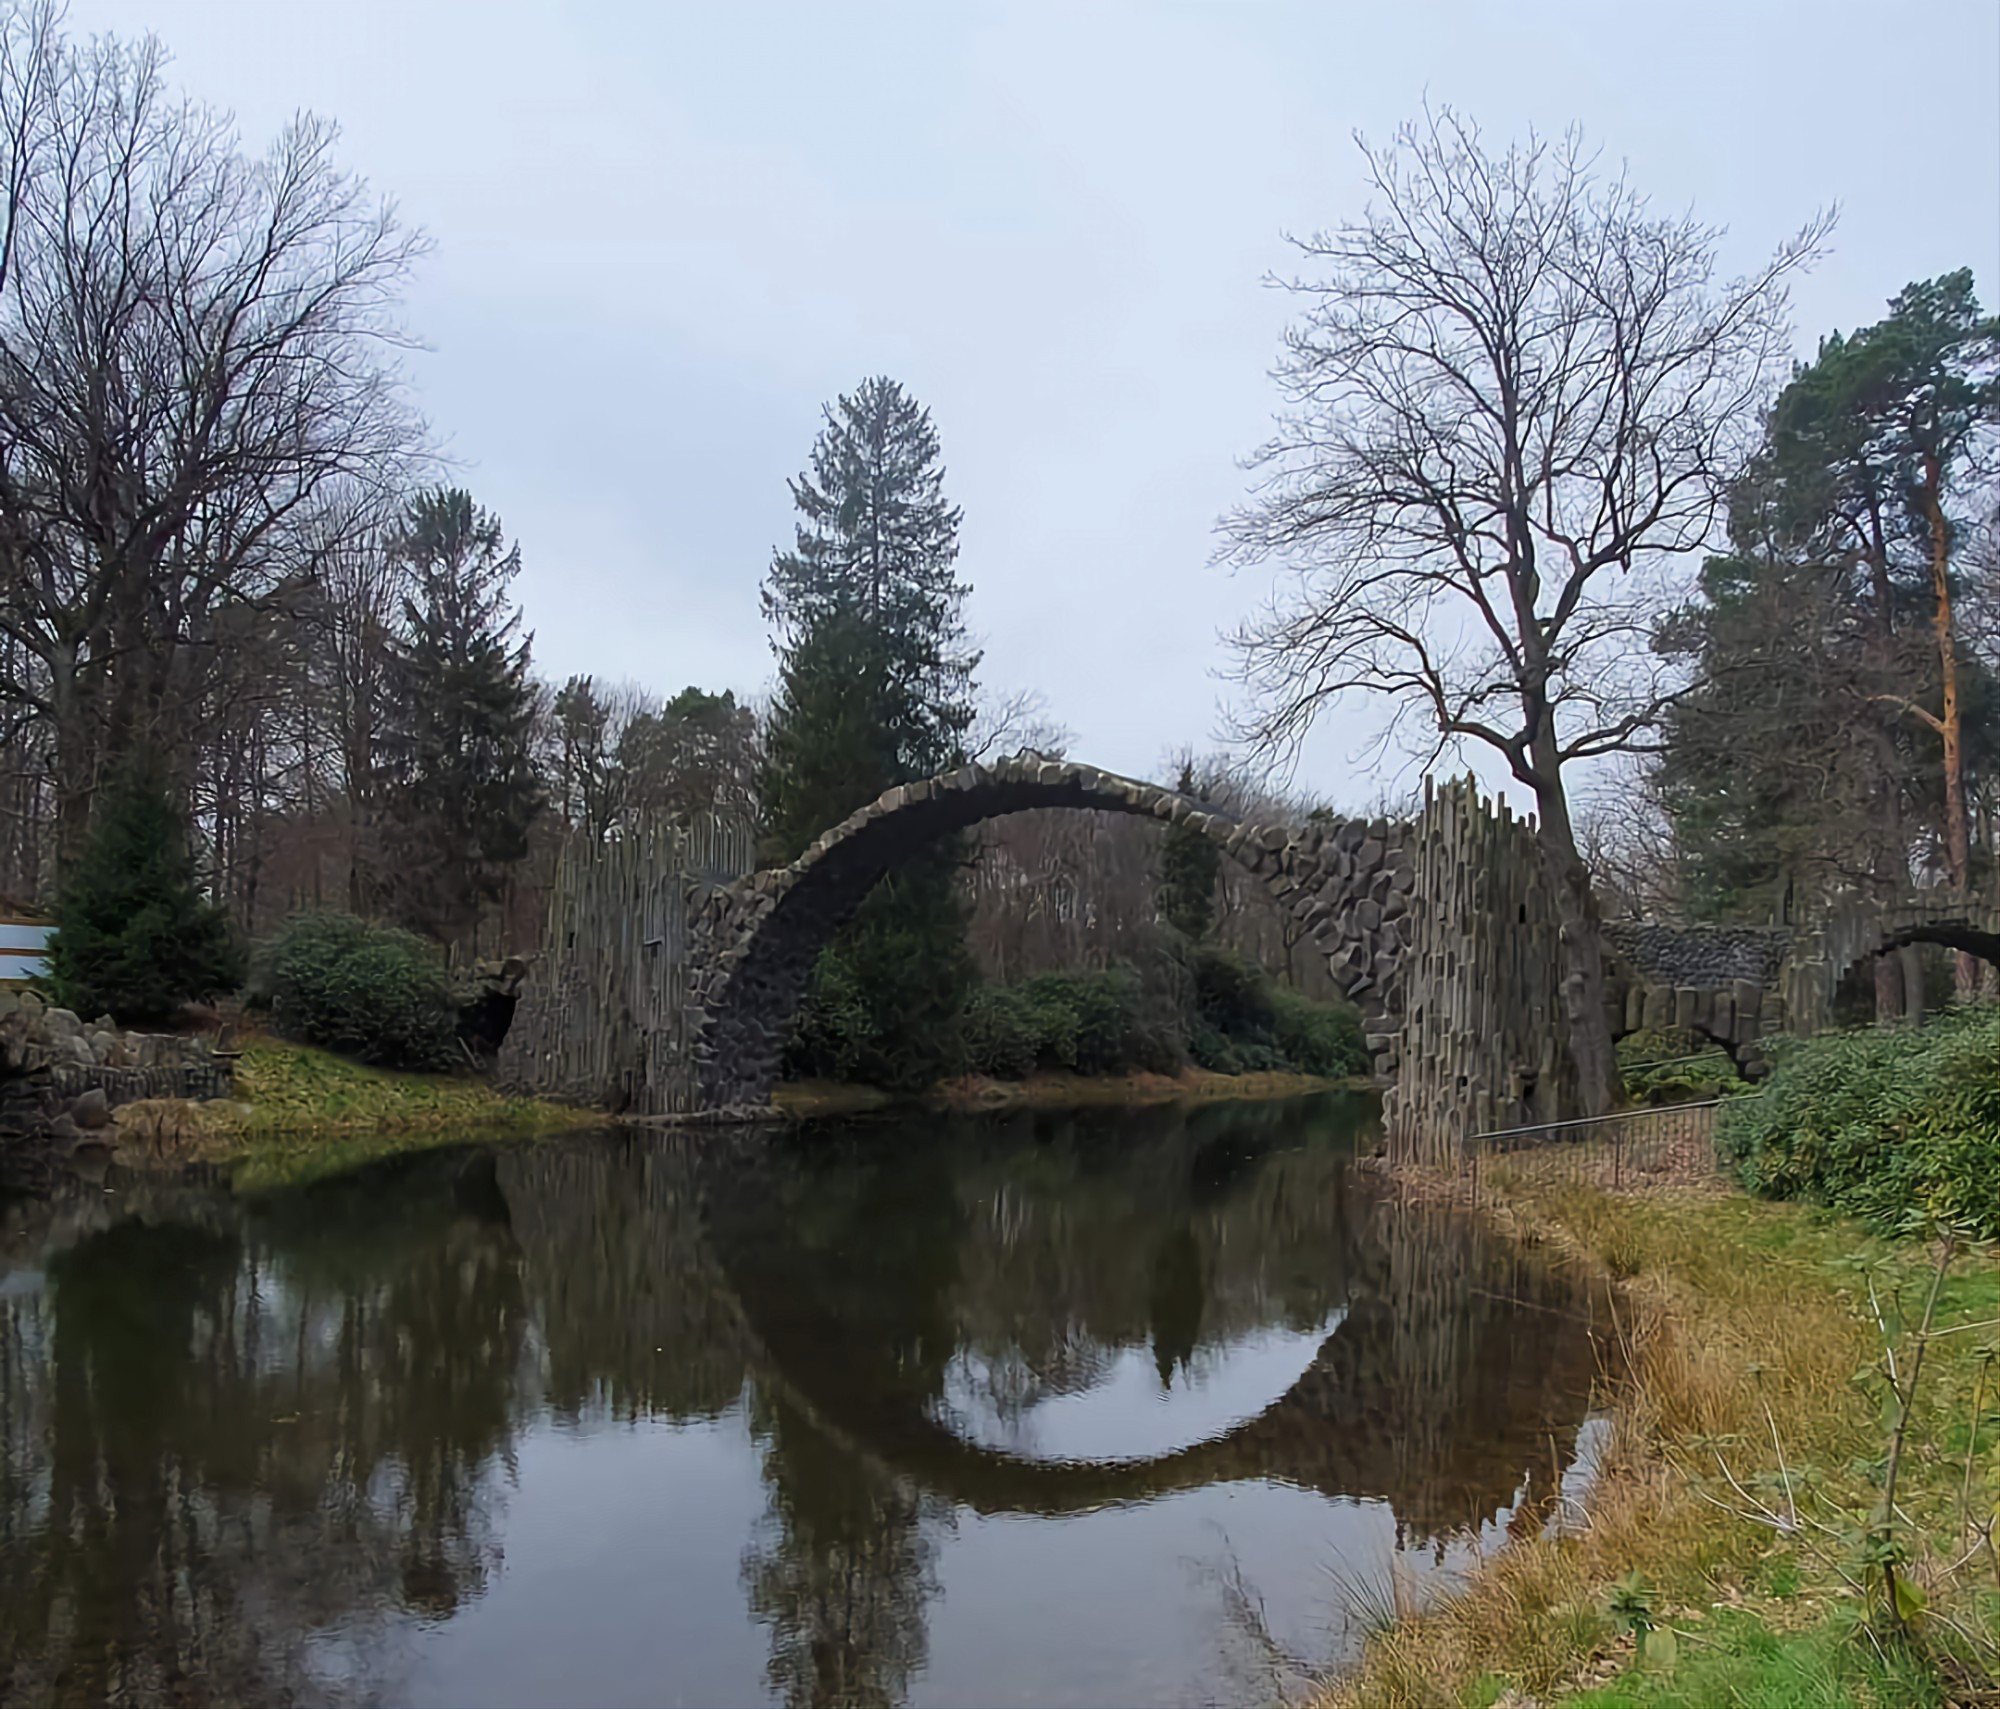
0,1094,1609,1708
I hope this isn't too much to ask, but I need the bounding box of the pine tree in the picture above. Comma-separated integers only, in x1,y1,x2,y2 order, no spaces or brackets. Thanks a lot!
758,379,980,1088
374,489,544,948
47,750,242,1024
1157,761,1221,941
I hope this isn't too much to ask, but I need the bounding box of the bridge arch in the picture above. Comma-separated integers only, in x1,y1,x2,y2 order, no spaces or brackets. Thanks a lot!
685,756,1417,1109
1788,896,2000,1033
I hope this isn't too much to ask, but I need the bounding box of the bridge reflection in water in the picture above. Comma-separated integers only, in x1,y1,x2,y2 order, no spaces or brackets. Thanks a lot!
0,1094,1609,1709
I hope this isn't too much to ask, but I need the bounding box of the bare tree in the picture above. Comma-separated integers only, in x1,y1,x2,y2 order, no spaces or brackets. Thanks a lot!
1219,109,1827,1112
0,2,427,859
1573,760,1684,921
965,686,1072,764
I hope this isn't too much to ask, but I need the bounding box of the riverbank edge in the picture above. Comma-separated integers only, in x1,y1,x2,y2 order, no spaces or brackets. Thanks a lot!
1316,1159,1984,1708
774,1067,1369,1118
105,1048,1364,1191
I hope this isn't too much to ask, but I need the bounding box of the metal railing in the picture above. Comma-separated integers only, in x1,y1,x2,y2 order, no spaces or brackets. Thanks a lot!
1462,1098,1735,1198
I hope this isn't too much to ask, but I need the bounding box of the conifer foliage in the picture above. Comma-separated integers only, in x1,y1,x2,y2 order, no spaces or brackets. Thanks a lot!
1157,762,1222,941
47,751,242,1024
758,378,982,1087
374,489,544,948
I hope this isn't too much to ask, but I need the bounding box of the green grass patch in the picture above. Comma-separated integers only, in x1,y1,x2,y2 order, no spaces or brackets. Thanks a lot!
215,1041,595,1191
1568,1611,1944,1708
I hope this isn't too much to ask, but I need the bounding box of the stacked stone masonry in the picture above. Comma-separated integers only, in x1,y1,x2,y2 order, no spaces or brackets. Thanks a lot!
1381,778,1575,1165
684,756,1422,1114
1,989,233,1157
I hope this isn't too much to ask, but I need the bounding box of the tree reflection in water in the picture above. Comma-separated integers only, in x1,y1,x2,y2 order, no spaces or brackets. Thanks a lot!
0,1155,531,1706
0,1093,1609,1709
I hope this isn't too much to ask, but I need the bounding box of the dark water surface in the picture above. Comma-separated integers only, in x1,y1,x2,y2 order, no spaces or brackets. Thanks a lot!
0,1095,1610,1708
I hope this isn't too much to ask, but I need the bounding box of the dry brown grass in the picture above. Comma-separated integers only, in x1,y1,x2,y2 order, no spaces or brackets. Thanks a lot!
1317,1176,1892,1707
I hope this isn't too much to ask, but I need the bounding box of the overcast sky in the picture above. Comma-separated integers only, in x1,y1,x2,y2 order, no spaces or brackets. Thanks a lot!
65,0,2000,805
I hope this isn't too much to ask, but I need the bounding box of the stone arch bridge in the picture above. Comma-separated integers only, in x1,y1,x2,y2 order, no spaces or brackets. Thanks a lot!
686,757,1414,1106
673,754,1575,1156
504,752,1987,1153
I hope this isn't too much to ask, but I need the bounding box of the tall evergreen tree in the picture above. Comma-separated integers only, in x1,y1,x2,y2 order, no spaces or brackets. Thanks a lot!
762,375,979,820
47,749,242,1024
1156,761,1221,941
758,379,980,1088
1769,274,2000,992
375,489,544,948
1660,277,2000,945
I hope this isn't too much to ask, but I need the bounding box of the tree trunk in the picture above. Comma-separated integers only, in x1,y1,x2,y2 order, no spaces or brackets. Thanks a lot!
1530,770,1618,1117
1900,943,1926,1026
1876,948,1905,1028
48,641,96,868
1921,453,1975,998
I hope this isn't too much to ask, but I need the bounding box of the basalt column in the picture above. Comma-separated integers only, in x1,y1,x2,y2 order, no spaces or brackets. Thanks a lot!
1384,778,1576,1166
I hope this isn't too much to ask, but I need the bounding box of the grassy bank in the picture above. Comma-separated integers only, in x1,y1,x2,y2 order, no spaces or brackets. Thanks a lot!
1326,1164,2000,1707
774,1067,1356,1118
114,1040,599,1191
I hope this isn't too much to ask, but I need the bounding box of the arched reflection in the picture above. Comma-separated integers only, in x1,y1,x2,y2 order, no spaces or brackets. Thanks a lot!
0,1093,1608,1709
700,1098,1603,1539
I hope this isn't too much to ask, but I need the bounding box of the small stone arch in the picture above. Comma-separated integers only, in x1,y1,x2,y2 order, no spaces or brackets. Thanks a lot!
684,756,1417,1109
1789,897,2000,1034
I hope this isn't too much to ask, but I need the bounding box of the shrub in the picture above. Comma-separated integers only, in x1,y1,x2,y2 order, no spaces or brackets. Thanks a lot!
957,969,1181,1080
1721,1007,2000,1237
1188,945,1276,1041
1270,986,1369,1078
47,751,243,1024
1617,1025,1747,1104
785,870,977,1090
962,984,1039,1079
1020,970,1141,1074
785,943,873,1082
261,913,460,1071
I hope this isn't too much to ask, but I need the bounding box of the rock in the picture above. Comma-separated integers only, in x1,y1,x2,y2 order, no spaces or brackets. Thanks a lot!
89,1030,114,1064
64,1036,92,1066
47,1113,80,1144
66,1144,110,1183
89,1014,115,1033
43,1007,81,1038
71,1087,111,1130
16,990,43,1021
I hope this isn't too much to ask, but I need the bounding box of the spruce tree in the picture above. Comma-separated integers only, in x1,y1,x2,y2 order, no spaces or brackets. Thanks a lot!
762,376,978,788
47,750,242,1024
758,379,980,1088
374,488,544,947
1157,761,1221,941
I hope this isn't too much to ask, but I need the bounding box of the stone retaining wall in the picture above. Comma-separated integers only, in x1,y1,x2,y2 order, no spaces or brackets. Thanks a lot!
1,990,233,1159
1603,922,1792,989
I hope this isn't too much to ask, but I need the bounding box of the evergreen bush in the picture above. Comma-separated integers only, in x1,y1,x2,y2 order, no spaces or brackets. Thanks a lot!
1270,986,1370,1077
261,913,460,1071
46,753,242,1024
962,984,1040,1079
953,961,1363,1083
1721,1007,2000,1236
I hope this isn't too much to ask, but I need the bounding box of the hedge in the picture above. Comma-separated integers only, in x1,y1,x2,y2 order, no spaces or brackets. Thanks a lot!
1720,1006,2000,1237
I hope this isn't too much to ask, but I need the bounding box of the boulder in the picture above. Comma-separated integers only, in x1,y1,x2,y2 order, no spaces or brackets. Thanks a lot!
70,1087,111,1130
